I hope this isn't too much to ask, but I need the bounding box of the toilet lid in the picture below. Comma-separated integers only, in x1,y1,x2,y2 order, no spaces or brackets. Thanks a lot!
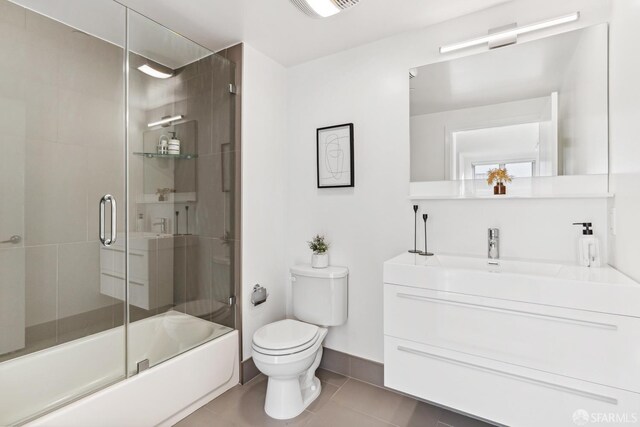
253,319,319,351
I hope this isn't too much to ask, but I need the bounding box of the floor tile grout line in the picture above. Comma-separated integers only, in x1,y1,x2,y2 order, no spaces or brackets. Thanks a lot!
323,369,455,425
319,366,389,390
195,369,484,427
187,373,452,427
329,377,453,427
327,384,401,427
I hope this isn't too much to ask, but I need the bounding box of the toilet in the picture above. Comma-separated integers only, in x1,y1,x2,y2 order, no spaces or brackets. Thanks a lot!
252,264,348,420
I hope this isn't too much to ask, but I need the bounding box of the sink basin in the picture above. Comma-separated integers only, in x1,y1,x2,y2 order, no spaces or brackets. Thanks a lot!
384,252,640,317
433,254,562,277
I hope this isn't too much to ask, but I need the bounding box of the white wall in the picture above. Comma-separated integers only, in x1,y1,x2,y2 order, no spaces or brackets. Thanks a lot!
608,0,640,282
285,0,613,363
241,44,288,360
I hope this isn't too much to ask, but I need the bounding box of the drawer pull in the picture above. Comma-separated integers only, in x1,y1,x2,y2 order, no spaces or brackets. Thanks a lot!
397,345,618,405
101,272,145,286
396,293,617,330
100,247,145,257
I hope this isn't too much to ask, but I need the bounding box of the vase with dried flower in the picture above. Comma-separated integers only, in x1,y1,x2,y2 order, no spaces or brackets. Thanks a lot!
487,168,513,195
308,234,329,268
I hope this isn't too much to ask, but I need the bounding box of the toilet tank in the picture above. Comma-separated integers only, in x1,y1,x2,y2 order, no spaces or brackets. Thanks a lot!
290,265,348,327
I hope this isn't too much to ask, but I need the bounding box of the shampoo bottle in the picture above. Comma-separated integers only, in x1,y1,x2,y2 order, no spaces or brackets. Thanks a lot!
573,222,601,267
168,131,180,155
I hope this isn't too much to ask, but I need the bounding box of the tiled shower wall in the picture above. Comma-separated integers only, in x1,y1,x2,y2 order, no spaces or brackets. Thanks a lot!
0,1,124,352
0,0,239,360
129,51,237,325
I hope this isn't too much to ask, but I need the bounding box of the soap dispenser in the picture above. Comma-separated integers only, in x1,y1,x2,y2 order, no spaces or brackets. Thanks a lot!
157,134,169,154
573,222,601,267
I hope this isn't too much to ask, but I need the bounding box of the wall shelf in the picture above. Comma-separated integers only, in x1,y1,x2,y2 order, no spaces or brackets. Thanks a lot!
409,193,614,201
409,175,612,201
134,152,198,159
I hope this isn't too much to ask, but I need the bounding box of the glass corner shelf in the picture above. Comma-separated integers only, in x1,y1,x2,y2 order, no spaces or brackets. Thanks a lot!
133,152,198,159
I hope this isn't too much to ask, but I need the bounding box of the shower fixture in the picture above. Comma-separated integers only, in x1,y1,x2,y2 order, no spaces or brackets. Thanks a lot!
138,63,173,79
290,0,360,18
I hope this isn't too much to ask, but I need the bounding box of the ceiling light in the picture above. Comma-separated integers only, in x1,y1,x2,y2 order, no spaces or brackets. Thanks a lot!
440,12,580,54
138,64,173,79
148,115,184,128
290,0,360,18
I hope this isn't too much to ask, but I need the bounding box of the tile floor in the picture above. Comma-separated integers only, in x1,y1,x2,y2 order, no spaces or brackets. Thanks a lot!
174,369,494,427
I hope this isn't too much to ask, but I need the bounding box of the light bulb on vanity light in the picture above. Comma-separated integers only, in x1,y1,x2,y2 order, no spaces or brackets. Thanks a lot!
439,12,580,53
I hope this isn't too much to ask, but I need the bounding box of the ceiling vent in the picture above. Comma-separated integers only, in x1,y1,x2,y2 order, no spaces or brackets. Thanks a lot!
290,0,361,18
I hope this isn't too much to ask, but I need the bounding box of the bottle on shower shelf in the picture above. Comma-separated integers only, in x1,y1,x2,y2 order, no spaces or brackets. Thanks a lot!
168,131,180,155
157,134,169,154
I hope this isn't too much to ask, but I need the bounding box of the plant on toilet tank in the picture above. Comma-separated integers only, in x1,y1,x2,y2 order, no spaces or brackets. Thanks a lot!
308,234,329,268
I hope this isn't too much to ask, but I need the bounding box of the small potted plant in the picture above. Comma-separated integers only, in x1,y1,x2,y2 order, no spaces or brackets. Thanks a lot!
487,167,513,195
308,234,329,268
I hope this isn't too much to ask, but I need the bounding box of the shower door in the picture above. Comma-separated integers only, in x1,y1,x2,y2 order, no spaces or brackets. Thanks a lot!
0,1,238,424
0,0,127,424
126,9,237,371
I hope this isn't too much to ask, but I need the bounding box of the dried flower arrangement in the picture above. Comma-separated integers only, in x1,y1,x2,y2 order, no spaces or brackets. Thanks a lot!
486,168,513,186
486,168,513,195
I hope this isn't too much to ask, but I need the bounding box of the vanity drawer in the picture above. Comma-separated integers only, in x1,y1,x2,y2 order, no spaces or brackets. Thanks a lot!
384,336,640,427
100,247,149,280
384,284,640,392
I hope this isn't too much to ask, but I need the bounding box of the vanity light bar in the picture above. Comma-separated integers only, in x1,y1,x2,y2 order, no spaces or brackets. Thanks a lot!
147,115,184,128
439,12,580,54
138,64,173,79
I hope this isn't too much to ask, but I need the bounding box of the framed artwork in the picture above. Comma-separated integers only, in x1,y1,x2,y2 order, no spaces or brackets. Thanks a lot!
316,123,354,188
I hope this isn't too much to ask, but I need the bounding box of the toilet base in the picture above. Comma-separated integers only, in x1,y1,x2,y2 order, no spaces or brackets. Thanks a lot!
264,376,321,420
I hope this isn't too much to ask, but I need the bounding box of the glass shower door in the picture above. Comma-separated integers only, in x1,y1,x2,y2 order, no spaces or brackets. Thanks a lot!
0,0,127,424
126,9,237,372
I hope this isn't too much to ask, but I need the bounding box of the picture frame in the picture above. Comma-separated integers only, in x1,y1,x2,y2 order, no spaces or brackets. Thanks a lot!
316,123,354,188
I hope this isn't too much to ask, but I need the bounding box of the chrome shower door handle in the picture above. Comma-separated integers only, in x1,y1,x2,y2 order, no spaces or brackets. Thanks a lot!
99,194,117,247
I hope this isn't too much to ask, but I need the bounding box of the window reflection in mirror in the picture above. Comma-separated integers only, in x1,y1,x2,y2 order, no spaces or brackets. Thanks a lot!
409,24,608,183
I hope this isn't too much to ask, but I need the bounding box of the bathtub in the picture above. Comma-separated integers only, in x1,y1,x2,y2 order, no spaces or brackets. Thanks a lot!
0,311,239,426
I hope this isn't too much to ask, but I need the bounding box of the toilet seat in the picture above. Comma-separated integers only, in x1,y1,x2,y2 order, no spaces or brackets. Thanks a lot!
252,319,320,356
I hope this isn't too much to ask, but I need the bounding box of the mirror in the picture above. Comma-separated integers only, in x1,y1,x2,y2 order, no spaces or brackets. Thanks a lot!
410,24,608,184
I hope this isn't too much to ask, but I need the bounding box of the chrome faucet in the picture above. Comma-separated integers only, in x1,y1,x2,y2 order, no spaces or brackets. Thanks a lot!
153,218,168,234
488,228,500,260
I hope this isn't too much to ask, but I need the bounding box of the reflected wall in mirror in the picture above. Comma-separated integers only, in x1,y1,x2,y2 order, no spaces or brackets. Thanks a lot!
410,24,608,183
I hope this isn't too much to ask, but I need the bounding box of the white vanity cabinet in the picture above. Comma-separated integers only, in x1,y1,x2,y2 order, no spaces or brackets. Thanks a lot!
383,253,640,427
100,233,175,310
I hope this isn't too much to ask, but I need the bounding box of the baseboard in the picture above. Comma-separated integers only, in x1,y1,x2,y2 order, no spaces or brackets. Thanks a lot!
241,357,260,384
319,347,384,387
241,347,384,388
